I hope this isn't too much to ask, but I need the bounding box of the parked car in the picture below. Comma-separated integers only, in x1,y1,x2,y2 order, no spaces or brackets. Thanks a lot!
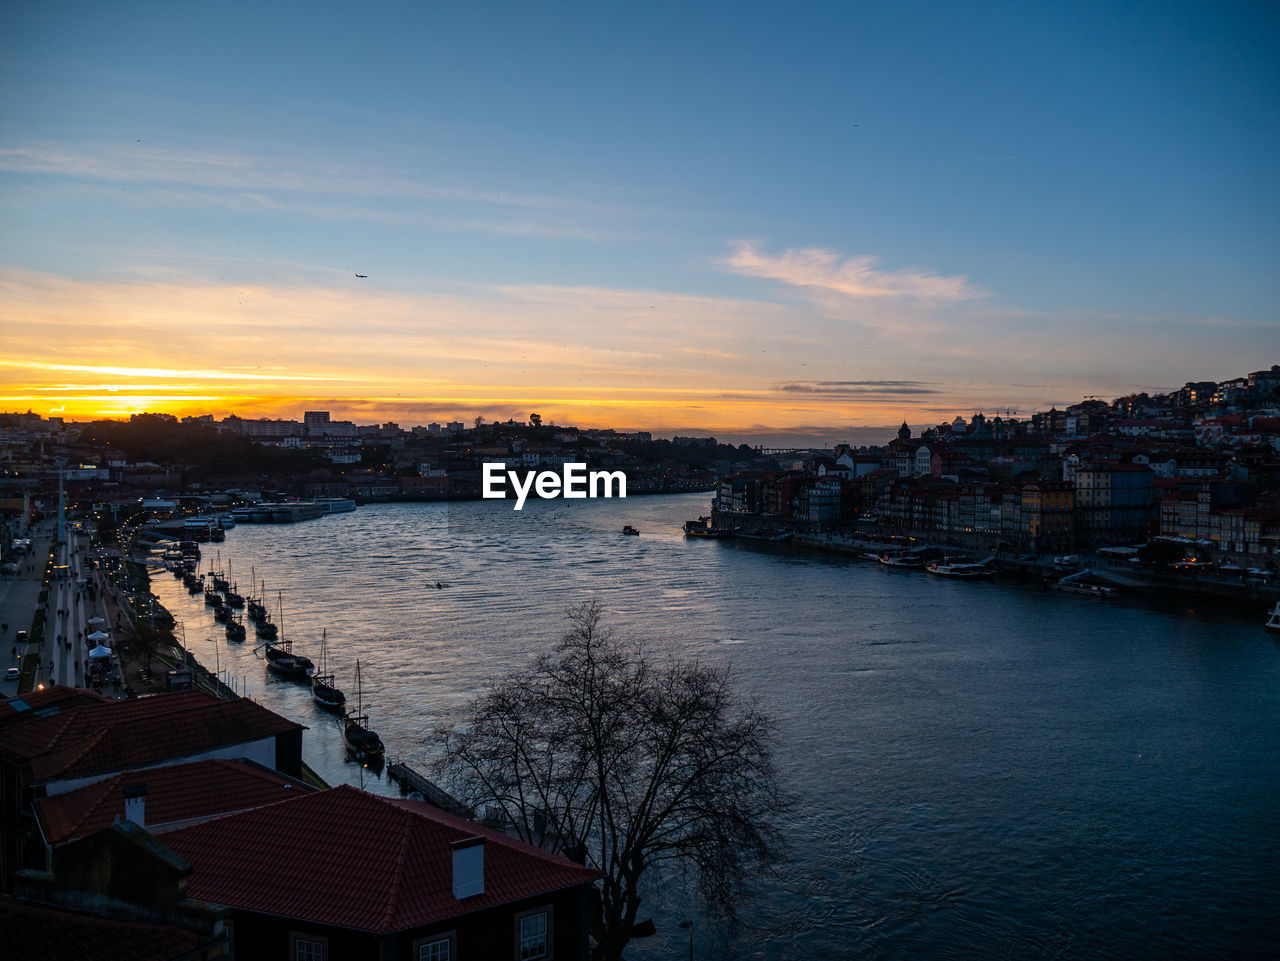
5,667,19,681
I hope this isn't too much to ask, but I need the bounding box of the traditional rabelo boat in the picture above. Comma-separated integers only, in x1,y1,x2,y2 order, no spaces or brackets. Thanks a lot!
344,660,384,763
224,613,246,642
261,593,313,681
311,629,346,713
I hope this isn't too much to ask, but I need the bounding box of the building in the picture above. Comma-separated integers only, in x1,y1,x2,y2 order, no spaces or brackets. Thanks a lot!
1020,481,1075,553
1074,462,1156,548
32,758,316,859
161,784,600,961
304,411,331,432
0,688,304,890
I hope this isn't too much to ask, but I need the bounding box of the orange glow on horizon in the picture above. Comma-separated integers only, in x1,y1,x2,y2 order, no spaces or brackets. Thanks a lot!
0,267,1086,435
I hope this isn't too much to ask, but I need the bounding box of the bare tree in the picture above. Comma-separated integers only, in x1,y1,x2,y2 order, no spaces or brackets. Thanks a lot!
434,601,785,961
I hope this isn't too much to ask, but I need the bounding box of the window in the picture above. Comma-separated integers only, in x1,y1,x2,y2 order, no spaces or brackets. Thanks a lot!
412,932,455,961
517,908,551,960
289,932,327,961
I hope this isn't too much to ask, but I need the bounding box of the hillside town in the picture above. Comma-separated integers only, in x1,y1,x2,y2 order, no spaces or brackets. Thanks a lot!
703,365,1280,570
3,364,1280,577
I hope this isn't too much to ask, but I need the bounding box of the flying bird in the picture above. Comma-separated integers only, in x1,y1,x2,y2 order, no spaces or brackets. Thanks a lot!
355,273,367,278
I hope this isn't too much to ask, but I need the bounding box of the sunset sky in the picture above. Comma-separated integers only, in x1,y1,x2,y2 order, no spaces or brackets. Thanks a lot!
2,1,1276,445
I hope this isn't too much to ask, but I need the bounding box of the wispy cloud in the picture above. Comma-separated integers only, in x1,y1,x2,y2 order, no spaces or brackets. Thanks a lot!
0,142,636,216
778,381,941,396
723,240,986,303
0,141,653,241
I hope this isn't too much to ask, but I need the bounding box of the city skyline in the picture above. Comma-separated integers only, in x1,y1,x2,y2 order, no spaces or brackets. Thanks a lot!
2,2,1277,441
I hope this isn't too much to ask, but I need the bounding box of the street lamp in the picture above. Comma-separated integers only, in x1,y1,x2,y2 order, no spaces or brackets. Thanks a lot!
677,920,693,961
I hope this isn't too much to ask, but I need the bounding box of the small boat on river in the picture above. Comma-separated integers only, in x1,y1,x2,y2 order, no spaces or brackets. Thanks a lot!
224,614,246,642
1266,602,1280,634
262,593,313,680
263,639,312,679
926,558,996,579
683,517,731,539
311,629,346,713
344,659,383,763
879,553,924,569
622,525,640,536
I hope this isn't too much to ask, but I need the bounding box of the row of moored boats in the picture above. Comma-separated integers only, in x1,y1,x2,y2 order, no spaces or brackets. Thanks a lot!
873,551,997,578
172,551,385,766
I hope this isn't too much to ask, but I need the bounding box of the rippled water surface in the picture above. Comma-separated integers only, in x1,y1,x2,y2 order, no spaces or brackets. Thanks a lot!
150,495,1280,959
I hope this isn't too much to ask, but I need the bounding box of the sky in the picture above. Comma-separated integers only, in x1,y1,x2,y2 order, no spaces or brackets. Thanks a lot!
1,1,1277,446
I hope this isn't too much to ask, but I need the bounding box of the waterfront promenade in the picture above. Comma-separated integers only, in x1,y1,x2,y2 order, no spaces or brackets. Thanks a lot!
0,520,52,696
1,514,129,699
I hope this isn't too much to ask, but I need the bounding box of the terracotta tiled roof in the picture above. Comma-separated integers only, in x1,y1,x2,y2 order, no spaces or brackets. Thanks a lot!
163,784,600,933
0,689,303,783
35,757,316,844
0,895,213,961
0,686,111,722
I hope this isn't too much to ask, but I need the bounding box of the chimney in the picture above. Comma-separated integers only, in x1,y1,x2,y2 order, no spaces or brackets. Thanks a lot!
451,836,484,899
123,783,146,827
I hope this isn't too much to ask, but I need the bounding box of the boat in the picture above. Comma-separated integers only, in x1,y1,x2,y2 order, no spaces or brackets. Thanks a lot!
1266,602,1280,634
315,497,357,514
926,557,996,579
254,616,279,640
263,642,311,679
262,594,313,680
224,614,246,641
879,553,924,569
344,659,384,763
1050,568,1120,599
246,570,265,620
683,517,731,539
622,525,640,536
311,629,346,713
247,574,272,622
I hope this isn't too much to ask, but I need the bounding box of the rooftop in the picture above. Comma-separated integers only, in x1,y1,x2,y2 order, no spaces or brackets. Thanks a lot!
35,757,317,845
162,783,600,933
0,688,303,784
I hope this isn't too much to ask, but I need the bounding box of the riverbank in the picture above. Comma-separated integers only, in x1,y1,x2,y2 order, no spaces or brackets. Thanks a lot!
791,531,1280,605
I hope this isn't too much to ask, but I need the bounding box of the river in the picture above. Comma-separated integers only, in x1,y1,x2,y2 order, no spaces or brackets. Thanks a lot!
148,494,1280,959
